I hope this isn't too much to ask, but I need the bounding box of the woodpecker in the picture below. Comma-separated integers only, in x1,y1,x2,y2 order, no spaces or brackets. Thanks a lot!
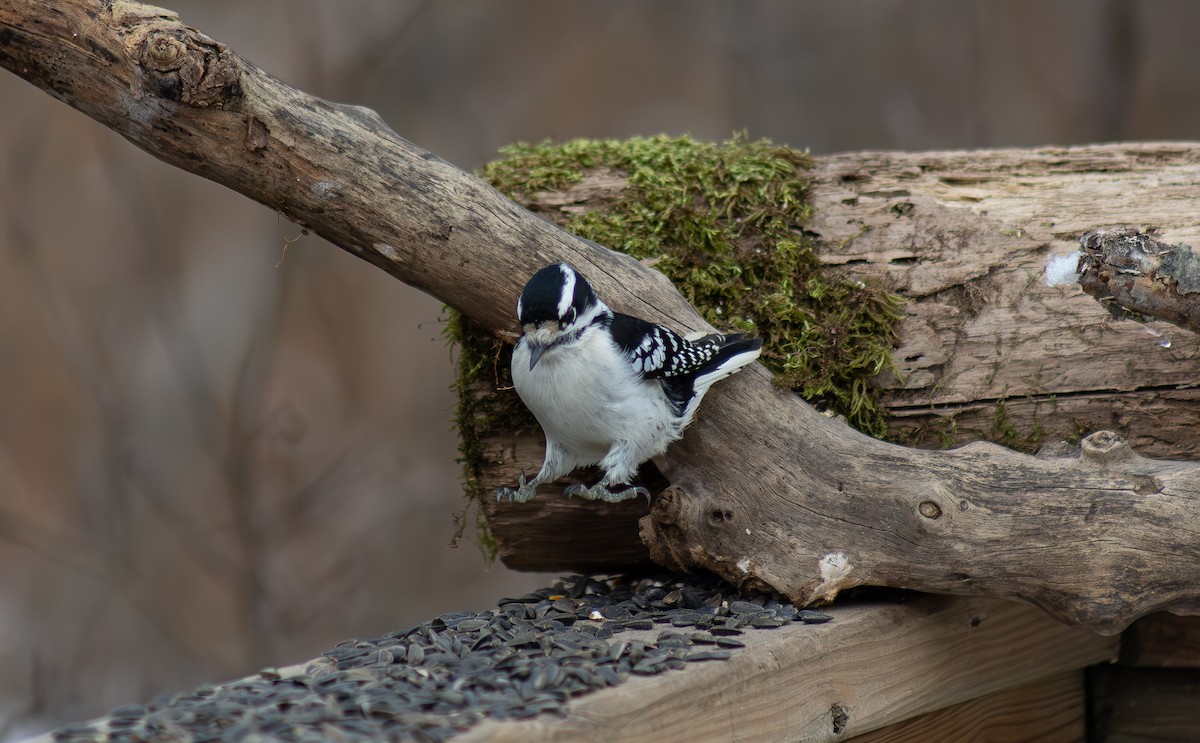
496,263,762,504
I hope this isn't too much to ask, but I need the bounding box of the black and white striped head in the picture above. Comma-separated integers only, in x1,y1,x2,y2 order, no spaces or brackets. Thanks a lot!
516,264,608,367
517,264,604,330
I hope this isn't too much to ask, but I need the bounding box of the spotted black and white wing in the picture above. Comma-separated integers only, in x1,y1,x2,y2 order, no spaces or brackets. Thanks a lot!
609,314,710,379
609,313,763,423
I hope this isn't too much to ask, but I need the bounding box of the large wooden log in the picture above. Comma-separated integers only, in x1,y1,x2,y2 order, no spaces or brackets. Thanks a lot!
482,143,1200,574
483,144,1200,631
495,145,1200,460
4,0,1200,633
809,147,1200,458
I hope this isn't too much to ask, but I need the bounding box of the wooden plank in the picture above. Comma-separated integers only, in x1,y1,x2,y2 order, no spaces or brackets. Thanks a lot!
23,595,1114,743
1121,613,1200,668
456,595,1116,743
1090,666,1200,742
849,671,1084,743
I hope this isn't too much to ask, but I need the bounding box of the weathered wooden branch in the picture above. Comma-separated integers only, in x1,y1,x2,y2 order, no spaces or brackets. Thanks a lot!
1077,226,1200,333
5,0,1200,633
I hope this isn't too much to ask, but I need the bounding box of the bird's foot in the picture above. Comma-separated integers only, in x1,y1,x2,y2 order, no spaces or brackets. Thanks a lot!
564,483,652,505
496,471,538,503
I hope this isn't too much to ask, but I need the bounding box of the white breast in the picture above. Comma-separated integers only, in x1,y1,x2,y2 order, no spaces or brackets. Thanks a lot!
512,328,677,470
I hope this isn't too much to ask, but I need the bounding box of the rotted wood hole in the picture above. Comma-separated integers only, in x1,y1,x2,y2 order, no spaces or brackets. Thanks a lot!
709,507,735,526
831,702,852,735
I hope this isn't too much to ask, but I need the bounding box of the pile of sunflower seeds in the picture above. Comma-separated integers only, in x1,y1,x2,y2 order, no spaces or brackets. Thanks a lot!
50,573,831,743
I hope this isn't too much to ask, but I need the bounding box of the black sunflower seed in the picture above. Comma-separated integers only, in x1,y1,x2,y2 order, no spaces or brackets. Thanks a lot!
53,572,836,742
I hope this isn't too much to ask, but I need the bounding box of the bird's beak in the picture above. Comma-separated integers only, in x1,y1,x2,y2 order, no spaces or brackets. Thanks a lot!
528,343,546,370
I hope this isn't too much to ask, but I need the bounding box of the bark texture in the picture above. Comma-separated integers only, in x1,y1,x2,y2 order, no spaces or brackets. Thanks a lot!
807,149,1200,459
4,0,1200,633
1076,226,1200,334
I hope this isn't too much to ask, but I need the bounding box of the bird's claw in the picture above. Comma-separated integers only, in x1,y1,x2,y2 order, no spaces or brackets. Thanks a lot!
564,484,652,506
625,486,653,506
501,473,651,506
496,471,537,503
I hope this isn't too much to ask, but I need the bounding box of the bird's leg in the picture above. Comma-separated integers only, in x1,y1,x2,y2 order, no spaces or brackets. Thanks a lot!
496,441,569,503
495,470,537,503
564,482,651,505
563,444,652,505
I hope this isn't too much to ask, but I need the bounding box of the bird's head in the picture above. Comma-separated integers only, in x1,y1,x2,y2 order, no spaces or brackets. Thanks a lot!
516,263,608,369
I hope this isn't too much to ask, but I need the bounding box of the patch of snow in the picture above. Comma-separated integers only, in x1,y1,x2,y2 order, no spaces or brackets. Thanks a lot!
1045,250,1082,287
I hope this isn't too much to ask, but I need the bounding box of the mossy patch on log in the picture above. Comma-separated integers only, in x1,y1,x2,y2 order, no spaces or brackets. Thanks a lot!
448,135,904,552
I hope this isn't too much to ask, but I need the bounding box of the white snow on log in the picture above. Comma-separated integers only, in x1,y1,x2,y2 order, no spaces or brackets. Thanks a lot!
1045,250,1083,286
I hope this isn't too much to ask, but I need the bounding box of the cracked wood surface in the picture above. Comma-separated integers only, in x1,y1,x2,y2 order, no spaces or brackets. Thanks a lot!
5,0,1200,633
808,146,1200,458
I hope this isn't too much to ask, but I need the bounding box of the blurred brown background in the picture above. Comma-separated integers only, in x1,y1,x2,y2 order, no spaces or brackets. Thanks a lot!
2,1,1199,738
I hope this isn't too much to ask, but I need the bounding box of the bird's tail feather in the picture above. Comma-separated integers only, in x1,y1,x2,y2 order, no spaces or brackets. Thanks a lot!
679,335,763,427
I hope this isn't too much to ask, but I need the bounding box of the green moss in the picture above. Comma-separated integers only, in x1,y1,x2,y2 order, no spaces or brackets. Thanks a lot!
482,134,902,430
990,397,1047,454
450,135,905,550
446,307,539,561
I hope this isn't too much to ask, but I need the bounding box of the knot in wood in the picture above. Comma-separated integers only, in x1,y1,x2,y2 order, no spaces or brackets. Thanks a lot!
1080,227,1161,276
639,486,692,573
918,500,942,519
650,485,682,526
144,34,186,68
1080,430,1134,465
139,30,241,108
1131,474,1163,496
